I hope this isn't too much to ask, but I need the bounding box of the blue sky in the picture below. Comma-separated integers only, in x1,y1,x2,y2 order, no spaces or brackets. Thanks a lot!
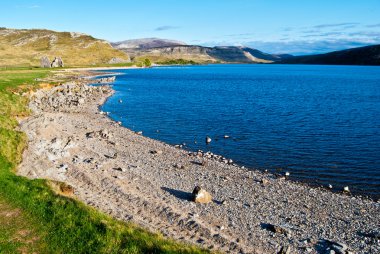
1,0,380,55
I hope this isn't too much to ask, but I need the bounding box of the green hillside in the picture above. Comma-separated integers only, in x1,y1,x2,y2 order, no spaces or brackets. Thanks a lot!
0,28,130,67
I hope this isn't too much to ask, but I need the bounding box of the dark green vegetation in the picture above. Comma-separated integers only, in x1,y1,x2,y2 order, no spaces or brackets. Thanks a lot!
278,44,380,66
157,59,199,65
0,69,209,254
143,58,152,67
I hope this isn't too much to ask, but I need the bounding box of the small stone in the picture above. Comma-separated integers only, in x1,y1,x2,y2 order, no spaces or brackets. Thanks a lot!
136,131,143,135
59,183,74,195
72,156,80,163
331,241,348,254
150,150,163,155
261,179,269,185
104,152,117,159
285,172,290,177
278,246,291,254
114,167,126,172
206,136,212,144
221,200,228,205
343,186,350,193
266,224,290,236
58,164,68,170
174,163,185,169
328,184,333,189
192,186,212,204
117,121,122,125
228,159,233,164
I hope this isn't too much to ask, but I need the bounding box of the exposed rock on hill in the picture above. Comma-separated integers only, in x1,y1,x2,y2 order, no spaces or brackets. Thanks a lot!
119,44,292,63
112,38,187,49
108,57,131,64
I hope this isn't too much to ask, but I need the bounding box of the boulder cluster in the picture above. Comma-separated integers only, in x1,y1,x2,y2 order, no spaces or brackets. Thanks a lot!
40,56,64,68
94,76,116,84
187,150,234,165
108,57,131,64
30,82,111,112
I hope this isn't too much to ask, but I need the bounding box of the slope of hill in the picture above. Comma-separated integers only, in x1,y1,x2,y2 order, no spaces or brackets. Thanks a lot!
112,38,187,49
278,44,380,65
116,41,291,63
0,28,130,67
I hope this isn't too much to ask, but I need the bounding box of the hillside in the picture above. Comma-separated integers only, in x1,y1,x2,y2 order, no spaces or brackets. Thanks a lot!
112,38,187,49
115,40,292,63
0,28,130,67
278,44,380,65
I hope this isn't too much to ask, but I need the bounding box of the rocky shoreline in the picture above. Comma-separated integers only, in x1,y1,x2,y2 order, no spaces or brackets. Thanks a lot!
18,73,380,253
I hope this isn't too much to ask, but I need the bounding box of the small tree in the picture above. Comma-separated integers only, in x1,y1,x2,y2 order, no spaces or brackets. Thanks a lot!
143,58,152,67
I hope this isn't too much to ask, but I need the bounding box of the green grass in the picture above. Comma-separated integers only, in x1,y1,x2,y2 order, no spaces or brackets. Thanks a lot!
0,196,46,253
0,69,210,254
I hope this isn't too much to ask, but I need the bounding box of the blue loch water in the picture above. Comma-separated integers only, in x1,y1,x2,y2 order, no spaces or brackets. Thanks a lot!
99,64,380,199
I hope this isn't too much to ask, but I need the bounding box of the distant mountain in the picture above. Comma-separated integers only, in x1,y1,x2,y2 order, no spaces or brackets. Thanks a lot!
0,28,130,67
113,39,292,63
112,38,187,50
278,44,380,66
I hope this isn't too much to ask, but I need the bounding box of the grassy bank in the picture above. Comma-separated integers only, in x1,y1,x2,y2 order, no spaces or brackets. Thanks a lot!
0,69,209,254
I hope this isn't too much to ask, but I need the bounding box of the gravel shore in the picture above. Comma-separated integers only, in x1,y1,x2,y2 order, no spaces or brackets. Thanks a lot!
18,75,380,253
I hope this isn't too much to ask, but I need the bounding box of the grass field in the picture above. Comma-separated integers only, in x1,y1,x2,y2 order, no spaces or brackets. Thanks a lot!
0,68,209,254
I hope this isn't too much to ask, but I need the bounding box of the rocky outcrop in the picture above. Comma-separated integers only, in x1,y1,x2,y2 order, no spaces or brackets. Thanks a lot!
30,82,112,113
192,186,212,203
40,56,64,68
108,57,131,64
51,57,64,67
95,76,116,84
40,56,51,68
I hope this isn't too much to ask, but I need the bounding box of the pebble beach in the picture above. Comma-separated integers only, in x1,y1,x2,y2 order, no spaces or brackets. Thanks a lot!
17,71,380,253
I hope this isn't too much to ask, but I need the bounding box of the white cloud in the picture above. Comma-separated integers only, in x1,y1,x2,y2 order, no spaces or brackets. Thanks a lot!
15,4,40,9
